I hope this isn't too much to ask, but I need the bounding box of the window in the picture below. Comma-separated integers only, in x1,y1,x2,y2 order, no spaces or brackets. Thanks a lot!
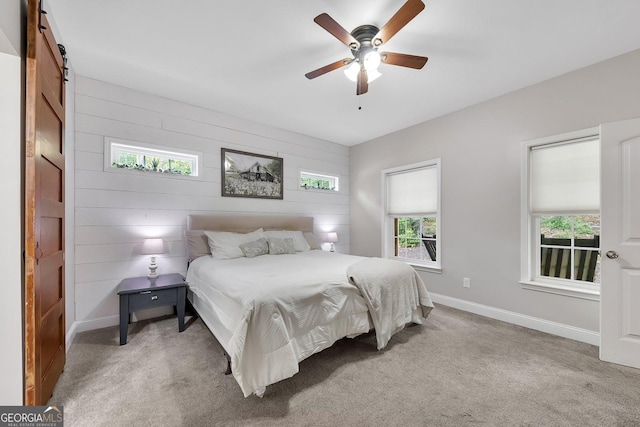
538,215,600,283
393,217,437,261
300,171,339,191
521,129,600,298
105,137,202,178
382,159,440,269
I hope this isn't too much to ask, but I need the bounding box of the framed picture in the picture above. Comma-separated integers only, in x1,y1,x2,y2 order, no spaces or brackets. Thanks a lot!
221,148,284,199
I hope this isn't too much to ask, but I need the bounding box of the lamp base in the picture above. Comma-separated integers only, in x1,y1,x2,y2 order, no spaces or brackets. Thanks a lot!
330,243,335,252
148,256,159,279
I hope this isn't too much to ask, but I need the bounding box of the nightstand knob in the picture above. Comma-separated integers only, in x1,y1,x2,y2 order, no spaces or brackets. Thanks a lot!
151,295,158,300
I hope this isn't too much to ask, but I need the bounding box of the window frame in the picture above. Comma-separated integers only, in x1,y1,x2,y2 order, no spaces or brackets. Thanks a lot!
104,137,203,181
381,159,441,271
299,170,340,192
520,128,600,300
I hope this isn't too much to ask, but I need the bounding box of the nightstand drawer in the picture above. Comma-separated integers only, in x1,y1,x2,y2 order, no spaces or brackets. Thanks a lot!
128,288,177,310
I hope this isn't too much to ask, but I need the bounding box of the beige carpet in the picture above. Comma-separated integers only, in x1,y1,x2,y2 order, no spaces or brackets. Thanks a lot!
50,305,640,426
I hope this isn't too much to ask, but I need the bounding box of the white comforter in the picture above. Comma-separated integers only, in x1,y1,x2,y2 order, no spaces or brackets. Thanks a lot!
187,251,372,397
186,251,433,397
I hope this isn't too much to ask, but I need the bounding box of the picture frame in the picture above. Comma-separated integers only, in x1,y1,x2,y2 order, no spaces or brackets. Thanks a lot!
221,148,284,199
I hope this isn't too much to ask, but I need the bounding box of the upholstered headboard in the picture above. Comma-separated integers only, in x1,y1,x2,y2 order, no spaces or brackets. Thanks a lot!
187,215,314,233
185,215,317,262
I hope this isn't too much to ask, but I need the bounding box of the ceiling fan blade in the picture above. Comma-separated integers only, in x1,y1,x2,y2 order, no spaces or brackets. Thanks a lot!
380,52,428,69
356,68,368,95
314,13,360,50
373,0,425,47
305,58,353,80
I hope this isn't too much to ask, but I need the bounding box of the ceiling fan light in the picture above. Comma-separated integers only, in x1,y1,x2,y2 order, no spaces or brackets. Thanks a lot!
343,62,360,82
367,69,382,83
363,51,381,71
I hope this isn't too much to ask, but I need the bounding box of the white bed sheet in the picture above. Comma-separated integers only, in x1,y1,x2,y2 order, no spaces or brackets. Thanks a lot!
186,251,373,397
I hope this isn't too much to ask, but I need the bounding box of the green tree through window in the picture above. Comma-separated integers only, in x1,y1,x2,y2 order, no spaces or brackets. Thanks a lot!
394,217,437,261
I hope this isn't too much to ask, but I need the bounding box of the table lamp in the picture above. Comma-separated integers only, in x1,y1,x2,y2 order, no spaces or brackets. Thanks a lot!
142,238,165,278
326,232,338,252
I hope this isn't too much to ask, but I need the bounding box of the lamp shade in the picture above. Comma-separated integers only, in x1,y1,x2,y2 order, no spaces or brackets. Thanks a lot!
363,51,381,71
141,238,165,255
344,62,360,82
326,232,338,243
367,69,381,83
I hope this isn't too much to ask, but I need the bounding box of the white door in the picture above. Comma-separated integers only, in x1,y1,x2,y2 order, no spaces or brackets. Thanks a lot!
600,118,640,369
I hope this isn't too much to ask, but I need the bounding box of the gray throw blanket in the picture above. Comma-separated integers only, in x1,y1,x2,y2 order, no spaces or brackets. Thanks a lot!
347,257,434,349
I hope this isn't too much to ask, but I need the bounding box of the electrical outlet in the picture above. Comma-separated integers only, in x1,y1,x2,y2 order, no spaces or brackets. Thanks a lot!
463,278,471,288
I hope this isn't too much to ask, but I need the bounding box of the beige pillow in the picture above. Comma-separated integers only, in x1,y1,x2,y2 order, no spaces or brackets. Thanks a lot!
184,230,210,261
303,232,322,250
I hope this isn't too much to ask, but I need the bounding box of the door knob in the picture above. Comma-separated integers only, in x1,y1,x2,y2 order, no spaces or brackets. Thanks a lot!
606,250,619,259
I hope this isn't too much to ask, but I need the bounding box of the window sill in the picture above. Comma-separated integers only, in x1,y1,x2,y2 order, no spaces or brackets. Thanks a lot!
412,264,442,274
386,256,441,273
105,166,203,181
404,261,442,274
299,187,341,194
519,280,600,301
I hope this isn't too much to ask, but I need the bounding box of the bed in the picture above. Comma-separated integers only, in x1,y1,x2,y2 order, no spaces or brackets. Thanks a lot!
184,214,434,397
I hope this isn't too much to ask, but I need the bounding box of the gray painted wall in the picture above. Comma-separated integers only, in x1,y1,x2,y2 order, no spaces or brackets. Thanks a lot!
350,48,640,333
0,0,25,406
0,0,22,55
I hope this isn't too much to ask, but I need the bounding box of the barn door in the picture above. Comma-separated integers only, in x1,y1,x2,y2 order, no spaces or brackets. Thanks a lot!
24,0,66,405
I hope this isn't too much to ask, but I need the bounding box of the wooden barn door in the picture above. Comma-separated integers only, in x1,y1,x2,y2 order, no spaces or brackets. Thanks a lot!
24,0,66,405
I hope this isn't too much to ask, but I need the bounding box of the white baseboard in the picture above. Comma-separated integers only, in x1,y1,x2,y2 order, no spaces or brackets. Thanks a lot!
65,321,78,352
71,315,120,336
65,296,599,350
65,308,172,349
430,293,600,346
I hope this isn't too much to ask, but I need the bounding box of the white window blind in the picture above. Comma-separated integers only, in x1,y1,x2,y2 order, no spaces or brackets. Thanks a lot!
530,138,600,214
387,166,438,216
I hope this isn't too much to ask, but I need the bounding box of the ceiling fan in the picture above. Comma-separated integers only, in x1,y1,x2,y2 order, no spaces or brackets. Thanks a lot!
305,0,428,95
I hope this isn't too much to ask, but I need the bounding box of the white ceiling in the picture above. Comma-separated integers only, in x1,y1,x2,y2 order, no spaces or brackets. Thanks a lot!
48,0,640,146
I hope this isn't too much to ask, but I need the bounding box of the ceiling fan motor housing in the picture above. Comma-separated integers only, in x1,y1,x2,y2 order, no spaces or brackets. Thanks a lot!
350,24,380,60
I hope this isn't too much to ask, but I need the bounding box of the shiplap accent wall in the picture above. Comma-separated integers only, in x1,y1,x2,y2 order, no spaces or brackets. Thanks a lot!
74,76,350,332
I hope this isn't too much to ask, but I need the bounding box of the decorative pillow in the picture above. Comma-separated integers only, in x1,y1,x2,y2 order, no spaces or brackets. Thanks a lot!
303,232,322,250
264,230,310,252
204,228,264,260
239,238,269,258
268,237,296,255
184,230,210,261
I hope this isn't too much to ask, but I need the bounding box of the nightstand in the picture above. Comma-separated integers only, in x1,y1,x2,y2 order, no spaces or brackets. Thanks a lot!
117,273,187,345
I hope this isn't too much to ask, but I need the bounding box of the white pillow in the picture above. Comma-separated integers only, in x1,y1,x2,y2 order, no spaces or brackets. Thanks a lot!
264,230,310,252
204,228,264,260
